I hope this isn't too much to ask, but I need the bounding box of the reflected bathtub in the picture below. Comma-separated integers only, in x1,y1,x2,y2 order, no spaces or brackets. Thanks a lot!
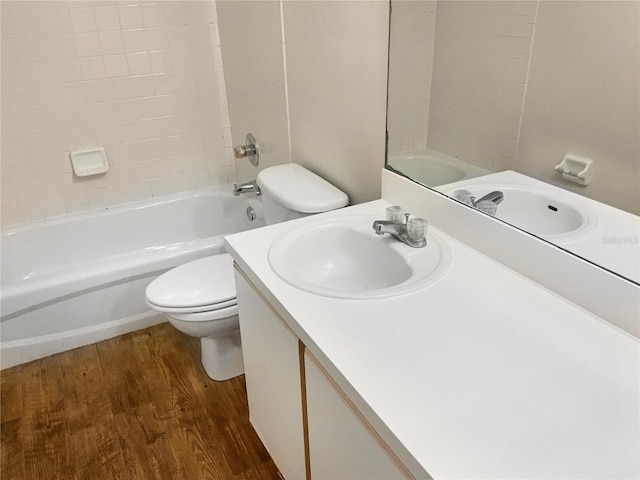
387,149,491,187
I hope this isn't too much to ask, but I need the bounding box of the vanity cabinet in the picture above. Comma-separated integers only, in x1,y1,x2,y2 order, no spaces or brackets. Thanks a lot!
234,266,411,480
304,351,409,479
234,268,306,480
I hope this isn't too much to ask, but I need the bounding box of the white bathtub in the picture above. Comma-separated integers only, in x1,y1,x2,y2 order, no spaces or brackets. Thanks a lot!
0,186,264,368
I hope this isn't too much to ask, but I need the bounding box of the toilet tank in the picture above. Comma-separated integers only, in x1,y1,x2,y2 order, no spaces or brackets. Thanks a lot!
256,164,349,225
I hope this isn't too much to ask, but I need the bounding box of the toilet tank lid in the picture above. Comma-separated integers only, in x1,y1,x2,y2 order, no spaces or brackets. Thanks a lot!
257,163,348,213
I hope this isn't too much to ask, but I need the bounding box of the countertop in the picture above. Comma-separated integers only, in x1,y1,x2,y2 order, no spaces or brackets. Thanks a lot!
224,200,640,479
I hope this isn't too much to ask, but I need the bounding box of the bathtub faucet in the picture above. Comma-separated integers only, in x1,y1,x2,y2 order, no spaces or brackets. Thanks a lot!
233,180,261,196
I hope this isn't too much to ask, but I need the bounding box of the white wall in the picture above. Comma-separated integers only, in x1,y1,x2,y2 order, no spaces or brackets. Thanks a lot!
387,0,437,154
218,0,389,205
395,0,639,214
1,0,233,227
283,1,389,204
216,0,290,185
515,1,640,214
427,1,537,173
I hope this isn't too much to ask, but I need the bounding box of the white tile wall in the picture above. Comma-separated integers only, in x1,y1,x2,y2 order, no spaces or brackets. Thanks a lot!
515,1,640,215
1,0,233,227
216,0,290,185
387,0,437,154
284,1,389,204
426,1,537,172
217,0,389,204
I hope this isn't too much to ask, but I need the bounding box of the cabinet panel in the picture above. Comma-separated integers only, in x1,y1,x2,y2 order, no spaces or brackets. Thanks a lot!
304,351,409,479
234,269,306,480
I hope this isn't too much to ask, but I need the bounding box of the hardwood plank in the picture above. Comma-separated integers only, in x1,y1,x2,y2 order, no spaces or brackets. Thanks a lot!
114,403,182,480
1,418,25,480
21,356,76,480
1,364,25,479
1,365,23,423
153,346,235,479
1,324,281,480
60,345,127,480
95,332,153,415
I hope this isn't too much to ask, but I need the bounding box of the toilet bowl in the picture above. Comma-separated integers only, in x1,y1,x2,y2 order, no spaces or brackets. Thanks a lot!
145,254,244,381
145,163,349,381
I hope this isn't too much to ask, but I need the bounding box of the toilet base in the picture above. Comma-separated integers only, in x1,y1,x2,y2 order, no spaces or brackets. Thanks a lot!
201,329,244,381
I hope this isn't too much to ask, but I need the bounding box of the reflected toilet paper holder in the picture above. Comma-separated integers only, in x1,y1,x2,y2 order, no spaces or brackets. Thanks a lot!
555,154,593,186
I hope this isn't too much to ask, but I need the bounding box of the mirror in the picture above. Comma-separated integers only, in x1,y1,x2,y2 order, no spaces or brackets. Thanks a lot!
386,0,639,284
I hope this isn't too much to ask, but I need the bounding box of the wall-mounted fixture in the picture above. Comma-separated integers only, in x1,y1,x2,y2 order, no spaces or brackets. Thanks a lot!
554,154,594,186
233,180,261,196
69,147,109,177
233,132,259,166
246,198,264,221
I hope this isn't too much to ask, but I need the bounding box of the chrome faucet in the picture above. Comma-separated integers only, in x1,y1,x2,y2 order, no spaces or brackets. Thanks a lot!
453,189,504,215
474,191,504,206
233,180,261,196
372,209,427,248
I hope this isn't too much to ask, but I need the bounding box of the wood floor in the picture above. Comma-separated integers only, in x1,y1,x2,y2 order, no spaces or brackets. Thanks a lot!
0,323,281,480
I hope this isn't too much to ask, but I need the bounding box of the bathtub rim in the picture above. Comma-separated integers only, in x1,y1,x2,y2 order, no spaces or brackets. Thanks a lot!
1,184,236,234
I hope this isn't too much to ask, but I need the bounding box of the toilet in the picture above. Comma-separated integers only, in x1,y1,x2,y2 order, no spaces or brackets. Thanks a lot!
145,164,348,380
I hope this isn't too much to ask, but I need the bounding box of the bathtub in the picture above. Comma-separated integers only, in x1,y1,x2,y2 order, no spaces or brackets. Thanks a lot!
0,186,265,368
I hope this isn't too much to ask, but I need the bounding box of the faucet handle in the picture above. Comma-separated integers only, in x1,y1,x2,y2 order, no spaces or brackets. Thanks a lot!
233,144,255,158
385,205,405,223
453,189,475,206
407,217,428,242
233,132,259,166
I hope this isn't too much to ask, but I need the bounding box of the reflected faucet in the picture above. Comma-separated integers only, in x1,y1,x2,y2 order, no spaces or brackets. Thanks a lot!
474,191,504,205
233,180,261,196
453,189,504,215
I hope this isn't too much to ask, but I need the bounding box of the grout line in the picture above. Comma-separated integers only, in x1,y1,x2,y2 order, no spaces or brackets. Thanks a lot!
513,0,540,171
278,0,293,164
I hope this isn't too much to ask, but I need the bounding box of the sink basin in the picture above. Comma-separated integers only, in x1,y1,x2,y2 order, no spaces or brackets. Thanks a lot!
268,215,452,299
455,184,598,240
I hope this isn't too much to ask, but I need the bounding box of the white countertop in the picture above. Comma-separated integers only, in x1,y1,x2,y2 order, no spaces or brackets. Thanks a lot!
224,200,640,479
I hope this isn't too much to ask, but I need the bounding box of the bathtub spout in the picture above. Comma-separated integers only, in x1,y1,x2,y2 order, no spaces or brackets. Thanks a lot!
233,180,261,196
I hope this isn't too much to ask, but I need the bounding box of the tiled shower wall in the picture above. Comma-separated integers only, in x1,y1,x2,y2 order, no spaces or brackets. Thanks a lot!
216,0,290,186
427,1,537,172
387,1,437,154
218,0,389,205
1,0,233,227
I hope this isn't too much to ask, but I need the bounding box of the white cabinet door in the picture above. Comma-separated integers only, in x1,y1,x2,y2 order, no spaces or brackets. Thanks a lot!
235,269,306,480
305,351,410,480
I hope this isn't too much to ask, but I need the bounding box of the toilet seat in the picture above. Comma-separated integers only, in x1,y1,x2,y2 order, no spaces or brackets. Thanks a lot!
145,297,237,314
163,304,239,322
145,254,237,317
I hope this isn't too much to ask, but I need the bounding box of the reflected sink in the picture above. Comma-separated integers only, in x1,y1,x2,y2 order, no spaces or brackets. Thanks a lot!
268,214,452,299
461,184,598,240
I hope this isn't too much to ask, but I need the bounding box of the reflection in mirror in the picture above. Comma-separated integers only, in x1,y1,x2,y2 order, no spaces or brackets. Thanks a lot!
386,0,640,284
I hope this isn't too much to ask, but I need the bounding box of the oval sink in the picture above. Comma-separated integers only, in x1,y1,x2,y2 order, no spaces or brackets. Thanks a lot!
454,184,598,240
268,215,452,299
